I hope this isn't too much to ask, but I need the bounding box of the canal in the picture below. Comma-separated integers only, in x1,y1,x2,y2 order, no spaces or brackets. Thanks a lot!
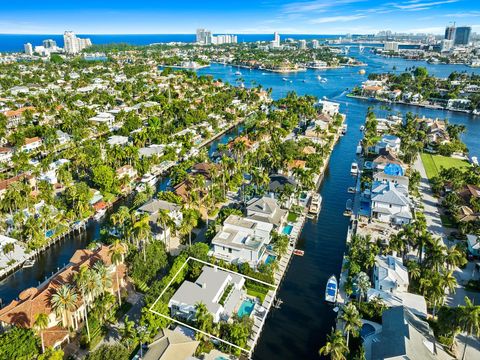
200,49,480,359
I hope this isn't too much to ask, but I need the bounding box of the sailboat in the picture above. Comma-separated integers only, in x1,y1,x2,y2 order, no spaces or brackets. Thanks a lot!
325,275,338,303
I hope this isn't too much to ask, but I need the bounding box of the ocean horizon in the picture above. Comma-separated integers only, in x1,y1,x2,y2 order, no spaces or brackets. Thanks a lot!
0,33,342,53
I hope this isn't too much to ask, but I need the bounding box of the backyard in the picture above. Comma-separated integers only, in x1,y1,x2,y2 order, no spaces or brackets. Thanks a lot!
420,153,470,180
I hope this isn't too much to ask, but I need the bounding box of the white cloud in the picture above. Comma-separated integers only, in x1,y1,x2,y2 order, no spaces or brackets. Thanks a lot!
282,0,365,14
391,0,459,10
309,14,367,23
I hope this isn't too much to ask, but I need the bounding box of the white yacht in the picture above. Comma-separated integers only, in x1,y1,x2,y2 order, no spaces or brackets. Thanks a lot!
235,71,242,76
325,275,338,303
308,193,322,217
350,162,359,175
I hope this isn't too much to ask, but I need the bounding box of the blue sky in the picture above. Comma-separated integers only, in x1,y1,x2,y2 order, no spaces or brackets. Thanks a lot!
1,0,479,35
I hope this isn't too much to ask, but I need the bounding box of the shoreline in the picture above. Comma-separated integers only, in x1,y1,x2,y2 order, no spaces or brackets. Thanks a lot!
347,93,479,116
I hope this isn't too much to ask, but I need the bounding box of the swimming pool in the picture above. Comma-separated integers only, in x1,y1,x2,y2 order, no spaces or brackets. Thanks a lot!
282,224,293,235
237,299,255,317
265,254,277,264
360,323,375,339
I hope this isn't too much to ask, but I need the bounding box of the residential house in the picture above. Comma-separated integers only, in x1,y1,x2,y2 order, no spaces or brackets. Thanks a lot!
211,215,273,266
89,112,115,126
373,170,409,188
371,181,412,225
143,327,199,360
56,130,71,146
372,152,405,172
458,184,480,204
137,199,183,242
0,147,14,164
116,165,137,180
0,245,126,349
21,137,42,153
4,106,35,128
374,135,401,154
107,135,129,147
370,306,452,360
317,99,339,117
367,288,427,319
139,144,166,158
168,265,245,322
373,255,409,293
246,196,287,229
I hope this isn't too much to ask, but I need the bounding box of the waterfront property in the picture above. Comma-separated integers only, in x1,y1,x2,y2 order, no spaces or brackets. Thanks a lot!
210,215,273,267
168,265,246,323
368,306,451,360
370,182,412,225
143,327,199,360
467,234,480,256
0,244,126,349
373,255,409,293
246,196,287,229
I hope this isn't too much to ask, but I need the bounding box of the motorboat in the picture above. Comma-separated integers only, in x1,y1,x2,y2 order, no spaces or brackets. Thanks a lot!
347,186,356,194
308,193,322,217
293,249,305,256
282,77,288,81
325,275,338,303
350,162,359,175
344,199,353,216
235,71,242,76
341,124,347,135
356,142,363,155
360,125,365,132
23,259,35,268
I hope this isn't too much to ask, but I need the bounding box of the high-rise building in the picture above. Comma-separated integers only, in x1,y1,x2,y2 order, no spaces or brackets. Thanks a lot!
63,31,92,54
384,41,399,52
196,29,212,44
454,26,471,45
441,39,454,52
42,39,57,49
24,43,33,56
299,39,307,49
274,32,280,47
445,25,456,41
312,39,319,49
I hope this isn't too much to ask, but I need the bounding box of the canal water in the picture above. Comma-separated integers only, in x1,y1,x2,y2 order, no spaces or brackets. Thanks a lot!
198,49,480,359
2,47,480,358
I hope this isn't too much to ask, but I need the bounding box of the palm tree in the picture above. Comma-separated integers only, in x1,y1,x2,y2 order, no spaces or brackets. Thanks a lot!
94,261,113,294
156,209,174,246
459,296,480,360
2,242,15,261
50,284,78,329
74,266,92,342
319,329,349,360
340,303,362,347
109,240,126,305
355,272,370,303
134,214,152,261
34,313,49,353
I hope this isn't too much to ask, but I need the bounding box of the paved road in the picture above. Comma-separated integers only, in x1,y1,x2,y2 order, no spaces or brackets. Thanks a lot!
414,156,480,359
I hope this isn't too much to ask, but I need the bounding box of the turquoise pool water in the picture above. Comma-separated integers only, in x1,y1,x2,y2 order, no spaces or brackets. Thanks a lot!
237,299,255,317
265,254,277,264
282,224,293,235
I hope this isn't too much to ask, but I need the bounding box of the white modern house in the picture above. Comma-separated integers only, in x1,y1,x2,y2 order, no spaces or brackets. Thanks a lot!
371,182,412,225
373,255,409,293
211,215,273,266
89,112,115,126
374,134,401,154
169,266,245,322
318,99,340,117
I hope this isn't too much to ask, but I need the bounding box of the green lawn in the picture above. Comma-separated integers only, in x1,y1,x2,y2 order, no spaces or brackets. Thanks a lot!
287,212,298,222
421,153,470,180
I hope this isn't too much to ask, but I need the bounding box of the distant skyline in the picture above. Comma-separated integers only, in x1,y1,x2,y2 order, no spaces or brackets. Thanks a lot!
1,0,480,35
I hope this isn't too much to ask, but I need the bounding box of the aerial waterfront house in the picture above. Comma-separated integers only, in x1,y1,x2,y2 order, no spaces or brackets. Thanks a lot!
137,199,183,227
373,255,409,293
88,112,115,126
168,265,245,322
369,306,451,360
0,245,126,349
107,135,129,147
211,215,273,266
374,135,401,154
317,99,340,117
371,182,412,225
0,146,14,164
246,196,287,229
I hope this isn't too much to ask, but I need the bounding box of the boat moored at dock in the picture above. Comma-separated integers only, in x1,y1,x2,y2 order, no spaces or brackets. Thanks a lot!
325,275,338,303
